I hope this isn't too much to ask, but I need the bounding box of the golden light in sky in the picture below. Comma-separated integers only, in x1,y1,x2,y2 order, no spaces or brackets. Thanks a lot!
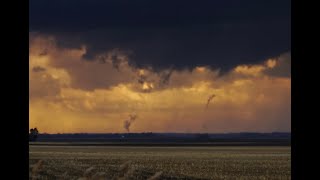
29,35,291,133
266,59,277,68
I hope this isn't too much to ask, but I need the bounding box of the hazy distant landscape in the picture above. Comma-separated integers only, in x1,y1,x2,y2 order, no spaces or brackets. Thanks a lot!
31,132,291,145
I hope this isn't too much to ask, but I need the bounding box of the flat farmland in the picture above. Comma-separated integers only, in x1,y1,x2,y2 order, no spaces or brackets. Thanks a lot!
29,145,291,180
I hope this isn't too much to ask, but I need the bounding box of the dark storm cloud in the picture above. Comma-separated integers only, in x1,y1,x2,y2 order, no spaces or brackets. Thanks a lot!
29,0,291,71
264,52,291,77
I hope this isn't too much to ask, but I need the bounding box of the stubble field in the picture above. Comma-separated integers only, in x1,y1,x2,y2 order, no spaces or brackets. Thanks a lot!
29,145,291,180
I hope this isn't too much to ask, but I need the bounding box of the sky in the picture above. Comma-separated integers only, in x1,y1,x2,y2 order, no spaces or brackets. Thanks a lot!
29,0,291,133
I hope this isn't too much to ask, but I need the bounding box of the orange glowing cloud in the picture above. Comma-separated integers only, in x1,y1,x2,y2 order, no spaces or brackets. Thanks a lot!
29,35,291,133
266,59,277,68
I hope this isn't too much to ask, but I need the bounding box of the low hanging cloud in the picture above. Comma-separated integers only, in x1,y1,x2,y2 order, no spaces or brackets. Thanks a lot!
29,74,60,99
158,68,174,87
32,66,46,72
29,35,291,133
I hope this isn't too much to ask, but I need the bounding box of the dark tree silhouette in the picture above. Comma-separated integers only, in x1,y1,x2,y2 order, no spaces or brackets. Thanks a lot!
29,127,39,141
29,128,34,141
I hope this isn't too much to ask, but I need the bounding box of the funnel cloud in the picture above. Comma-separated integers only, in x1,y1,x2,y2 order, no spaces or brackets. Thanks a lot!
206,94,216,109
123,114,137,132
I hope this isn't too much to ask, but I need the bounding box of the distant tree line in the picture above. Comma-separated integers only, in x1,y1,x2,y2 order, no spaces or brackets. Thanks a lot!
32,132,290,143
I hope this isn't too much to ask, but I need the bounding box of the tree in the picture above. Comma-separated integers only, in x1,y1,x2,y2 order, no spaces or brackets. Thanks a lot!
29,127,39,141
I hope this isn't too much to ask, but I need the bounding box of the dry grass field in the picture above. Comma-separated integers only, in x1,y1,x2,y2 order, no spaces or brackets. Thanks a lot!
29,145,291,180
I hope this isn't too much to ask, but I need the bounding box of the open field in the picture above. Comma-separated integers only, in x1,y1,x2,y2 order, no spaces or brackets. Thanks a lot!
29,145,291,180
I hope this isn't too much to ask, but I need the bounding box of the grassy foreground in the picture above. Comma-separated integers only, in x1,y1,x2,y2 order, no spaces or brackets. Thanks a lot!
29,146,290,180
